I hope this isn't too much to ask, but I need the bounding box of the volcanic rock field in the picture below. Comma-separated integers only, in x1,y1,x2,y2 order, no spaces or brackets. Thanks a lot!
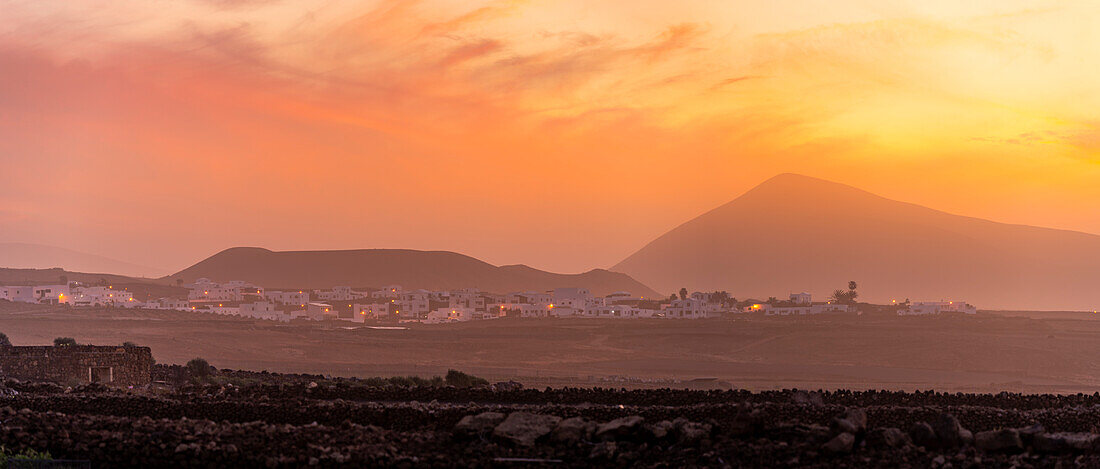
2,368,1100,467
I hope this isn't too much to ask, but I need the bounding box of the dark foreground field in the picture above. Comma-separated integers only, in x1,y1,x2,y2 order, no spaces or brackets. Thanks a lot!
4,370,1100,467
2,303,1100,393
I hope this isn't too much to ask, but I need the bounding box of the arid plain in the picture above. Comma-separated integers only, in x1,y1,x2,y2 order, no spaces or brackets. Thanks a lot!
2,302,1098,394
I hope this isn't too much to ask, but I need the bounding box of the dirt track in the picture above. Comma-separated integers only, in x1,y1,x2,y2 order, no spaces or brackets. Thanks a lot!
2,303,1100,393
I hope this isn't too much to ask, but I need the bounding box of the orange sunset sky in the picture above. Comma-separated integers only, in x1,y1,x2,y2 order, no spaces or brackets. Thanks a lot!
1,0,1098,274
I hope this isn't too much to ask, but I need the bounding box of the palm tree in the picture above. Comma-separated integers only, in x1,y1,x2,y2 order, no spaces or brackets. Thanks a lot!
829,286,859,304
830,289,849,304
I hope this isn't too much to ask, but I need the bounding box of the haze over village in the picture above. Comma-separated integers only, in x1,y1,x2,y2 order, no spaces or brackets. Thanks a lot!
2,0,1099,467
7,174,1016,324
1,171,1098,385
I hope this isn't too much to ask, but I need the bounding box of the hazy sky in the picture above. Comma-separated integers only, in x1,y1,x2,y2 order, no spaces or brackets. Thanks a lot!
1,0,1098,274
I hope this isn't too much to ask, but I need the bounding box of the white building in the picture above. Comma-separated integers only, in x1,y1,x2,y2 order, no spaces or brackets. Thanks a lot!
70,286,135,307
499,303,553,318
265,290,310,307
547,305,580,318
371,285,402,299
584,297,607,310
0,286,30,303
482,293,507,305
396,290,432,319
303,302,336,321
224,280,263,298
766,303,850,316
202,305,242,316
765,306,806,316
240,299,277,319
341,303,395,323
790,292,812,304
188,279,263,303
187,279,234,302
315,286,367,301
662,298,718,319
35,284,70,304
425,307,474,324
448,289,485,312
507,291,551,306
899,301,977,316
144,297,190,310
551,288,593,313
586,304,661,319
353,303,390,321
0,285,70,304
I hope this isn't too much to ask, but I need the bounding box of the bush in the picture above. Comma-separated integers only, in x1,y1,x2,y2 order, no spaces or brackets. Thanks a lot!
0,446,53,465
360,375,452,388
186,358,213,380
122,341,137,347
444,369,489,388
0,333,10,347
53,337,77,347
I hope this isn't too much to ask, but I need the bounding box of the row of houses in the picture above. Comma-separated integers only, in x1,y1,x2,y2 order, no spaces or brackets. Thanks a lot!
174,282,726,323
2,279,978,321
746,293,976,316
898,301,977,315
0,284,137,306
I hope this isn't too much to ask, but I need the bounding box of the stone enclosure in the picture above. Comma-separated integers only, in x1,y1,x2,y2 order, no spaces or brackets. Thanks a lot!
0,345,153,387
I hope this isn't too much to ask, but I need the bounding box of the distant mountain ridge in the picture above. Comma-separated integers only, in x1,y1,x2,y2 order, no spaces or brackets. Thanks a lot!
0,243,166,278
613,173,1100,311
169,247,660,297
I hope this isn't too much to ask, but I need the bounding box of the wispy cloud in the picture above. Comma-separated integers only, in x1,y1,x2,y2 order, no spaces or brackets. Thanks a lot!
1,0,1098,271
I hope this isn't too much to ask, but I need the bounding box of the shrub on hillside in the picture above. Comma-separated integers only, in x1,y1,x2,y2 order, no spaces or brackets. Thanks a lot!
186,358,213,380
445,369,489,388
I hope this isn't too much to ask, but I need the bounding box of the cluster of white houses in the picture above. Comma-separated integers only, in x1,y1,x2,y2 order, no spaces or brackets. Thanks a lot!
179,281,728,323
0,284,138,306
897,300,977,315
0,279,977,322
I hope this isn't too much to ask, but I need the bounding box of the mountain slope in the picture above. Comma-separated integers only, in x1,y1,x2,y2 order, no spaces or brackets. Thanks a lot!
0,267,185,301
169,248,659,297
0,243,166,278
613,173,1100,311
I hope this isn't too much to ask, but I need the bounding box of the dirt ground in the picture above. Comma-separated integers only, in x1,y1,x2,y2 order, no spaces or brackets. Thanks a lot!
1,302,1099,393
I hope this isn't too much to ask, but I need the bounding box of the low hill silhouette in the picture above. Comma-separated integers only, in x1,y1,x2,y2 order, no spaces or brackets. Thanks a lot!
170,248,659,297
0,243,166,278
